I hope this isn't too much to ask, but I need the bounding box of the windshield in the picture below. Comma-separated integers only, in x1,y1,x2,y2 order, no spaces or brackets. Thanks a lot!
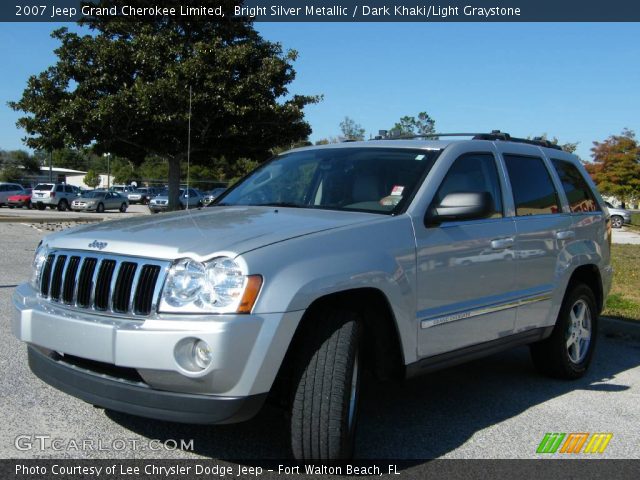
81,191,105,198
217,147,440,214
34,184,53,191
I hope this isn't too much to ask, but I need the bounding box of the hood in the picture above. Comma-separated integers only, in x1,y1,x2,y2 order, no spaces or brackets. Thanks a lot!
43,206,379,260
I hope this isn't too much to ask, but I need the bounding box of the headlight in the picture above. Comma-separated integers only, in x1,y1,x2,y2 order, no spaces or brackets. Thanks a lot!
31,243,49,290
159,257,262,314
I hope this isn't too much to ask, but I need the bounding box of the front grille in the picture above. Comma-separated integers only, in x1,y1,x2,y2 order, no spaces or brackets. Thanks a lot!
38,251,168,317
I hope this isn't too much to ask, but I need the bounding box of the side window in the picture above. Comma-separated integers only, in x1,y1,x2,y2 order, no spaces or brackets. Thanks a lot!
56,185,64,192
433,153,503,219
504,155,560,216
65,186,73,193
551,159,600,213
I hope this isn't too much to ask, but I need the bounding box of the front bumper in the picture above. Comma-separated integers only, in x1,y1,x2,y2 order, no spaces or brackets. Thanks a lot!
27,345,266,424
71,203,97,211
13,283,303,422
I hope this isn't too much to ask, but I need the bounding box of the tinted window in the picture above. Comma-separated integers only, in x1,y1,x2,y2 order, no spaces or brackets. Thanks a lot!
34,184,53,191
64,186,73,193
434,153,503,219
504,155,559,216
551,159,600,213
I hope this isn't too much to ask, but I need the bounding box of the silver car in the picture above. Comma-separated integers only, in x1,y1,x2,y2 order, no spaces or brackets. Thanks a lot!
71,191,129,213
148,187,203,213
13,133,612,460
605,201,631,228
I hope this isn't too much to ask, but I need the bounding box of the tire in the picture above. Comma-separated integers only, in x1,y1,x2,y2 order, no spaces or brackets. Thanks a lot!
36,203,45,211
119,203,127,213
290,308,363,461
530,284,598,379
610,215,623,229
57,200,68,211
96,203,104,213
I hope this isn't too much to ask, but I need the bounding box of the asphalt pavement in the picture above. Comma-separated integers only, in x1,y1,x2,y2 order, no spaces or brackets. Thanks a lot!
0,222,639,460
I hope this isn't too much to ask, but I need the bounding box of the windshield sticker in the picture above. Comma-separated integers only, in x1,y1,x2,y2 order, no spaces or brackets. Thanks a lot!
391,185,404,196
415,154,425,160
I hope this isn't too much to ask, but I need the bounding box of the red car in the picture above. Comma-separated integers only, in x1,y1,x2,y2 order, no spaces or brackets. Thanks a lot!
7,189,32,209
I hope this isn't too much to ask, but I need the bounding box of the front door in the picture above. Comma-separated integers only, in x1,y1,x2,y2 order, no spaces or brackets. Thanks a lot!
415,151,517,358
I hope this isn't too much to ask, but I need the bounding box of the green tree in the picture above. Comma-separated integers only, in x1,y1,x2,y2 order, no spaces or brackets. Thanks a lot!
585,129,640,208
83,169,101,189
0,150,41,182
10,0,319,209
391,111,436,137
339,116,365,141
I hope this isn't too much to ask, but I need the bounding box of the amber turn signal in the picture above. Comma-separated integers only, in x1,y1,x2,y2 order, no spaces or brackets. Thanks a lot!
237,275,263,314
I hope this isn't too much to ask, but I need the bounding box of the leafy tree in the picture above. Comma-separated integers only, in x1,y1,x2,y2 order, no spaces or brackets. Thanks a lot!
585,129,640,208
10,0,319,209
391,111,436,137
339,116,365,141
0,150,41,182
83,169,101,189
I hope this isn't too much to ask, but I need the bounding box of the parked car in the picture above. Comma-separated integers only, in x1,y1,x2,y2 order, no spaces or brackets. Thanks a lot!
71,191,129,213
0,182,25,206
7,188,33,209
148,187,203,213
203,187,227,206
13,132,612,460
132,187,158,205
31,183,81,211
604,202,631,228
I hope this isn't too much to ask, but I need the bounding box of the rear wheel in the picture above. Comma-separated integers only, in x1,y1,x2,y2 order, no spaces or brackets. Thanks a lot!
610,215,623,229
57,199,68,211
530,284,597,379
290,308,362,460
96,203,105,213
119,203,127,213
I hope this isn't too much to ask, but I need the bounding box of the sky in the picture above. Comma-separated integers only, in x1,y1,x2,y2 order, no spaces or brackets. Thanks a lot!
1,22,639,161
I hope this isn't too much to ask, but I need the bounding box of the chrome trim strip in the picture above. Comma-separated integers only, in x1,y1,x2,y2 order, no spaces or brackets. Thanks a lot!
420,292,552,329
88,257,103,309
72,255,85,306
128,263,143,314
107,260,122,313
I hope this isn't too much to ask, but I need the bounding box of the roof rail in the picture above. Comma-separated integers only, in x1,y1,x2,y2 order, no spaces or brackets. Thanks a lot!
374,129,564,151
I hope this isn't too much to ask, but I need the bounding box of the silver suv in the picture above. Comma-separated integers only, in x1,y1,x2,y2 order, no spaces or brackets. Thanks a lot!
12,132,612,460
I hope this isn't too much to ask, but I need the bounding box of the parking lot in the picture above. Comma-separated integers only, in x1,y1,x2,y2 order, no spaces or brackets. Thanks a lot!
0,218,639,460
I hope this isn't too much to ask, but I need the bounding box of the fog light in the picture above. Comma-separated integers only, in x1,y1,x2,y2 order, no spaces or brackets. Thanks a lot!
192,340,212,370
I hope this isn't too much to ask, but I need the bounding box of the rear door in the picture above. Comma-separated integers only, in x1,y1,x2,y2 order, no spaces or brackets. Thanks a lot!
415,146,517,357
498,145,573,332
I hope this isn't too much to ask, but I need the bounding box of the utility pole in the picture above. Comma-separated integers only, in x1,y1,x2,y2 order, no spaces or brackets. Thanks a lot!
49,150,53,182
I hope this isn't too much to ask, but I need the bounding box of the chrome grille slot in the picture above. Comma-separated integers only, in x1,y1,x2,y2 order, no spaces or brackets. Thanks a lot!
94,260,116,311
134,265,161,315
50,255,67,301
37,250,169,317
62,256,81,304
113,262,137,313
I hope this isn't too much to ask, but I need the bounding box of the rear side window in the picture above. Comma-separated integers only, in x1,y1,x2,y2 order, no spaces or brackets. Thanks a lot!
551,159,600,213
434,153,503,218
504,154,560,216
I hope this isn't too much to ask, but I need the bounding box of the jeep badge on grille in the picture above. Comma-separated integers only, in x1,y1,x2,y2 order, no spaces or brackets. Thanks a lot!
88,240,107,250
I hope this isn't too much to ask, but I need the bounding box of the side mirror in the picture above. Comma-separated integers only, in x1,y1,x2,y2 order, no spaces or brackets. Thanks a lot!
426,192,493,226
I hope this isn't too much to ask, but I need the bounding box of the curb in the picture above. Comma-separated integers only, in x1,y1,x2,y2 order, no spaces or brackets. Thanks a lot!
601,316,640,340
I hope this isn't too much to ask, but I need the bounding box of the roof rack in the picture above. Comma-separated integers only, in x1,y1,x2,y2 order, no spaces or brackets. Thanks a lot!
374,130,563,151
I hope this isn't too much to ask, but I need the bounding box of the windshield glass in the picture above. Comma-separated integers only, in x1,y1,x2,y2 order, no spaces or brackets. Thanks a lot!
217,147,440,214
81,191,105,198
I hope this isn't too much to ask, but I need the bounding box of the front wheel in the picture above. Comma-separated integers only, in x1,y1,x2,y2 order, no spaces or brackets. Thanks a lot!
611,215,623,229
530,284,597,379
96,203,105,213
119,203,127,213
290,309,362,460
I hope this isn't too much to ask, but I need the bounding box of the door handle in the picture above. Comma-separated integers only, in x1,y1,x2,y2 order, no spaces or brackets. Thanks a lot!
491,237,514,250
556,230,575,240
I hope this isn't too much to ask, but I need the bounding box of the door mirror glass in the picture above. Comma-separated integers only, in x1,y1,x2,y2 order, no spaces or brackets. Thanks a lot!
426,192,493,226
